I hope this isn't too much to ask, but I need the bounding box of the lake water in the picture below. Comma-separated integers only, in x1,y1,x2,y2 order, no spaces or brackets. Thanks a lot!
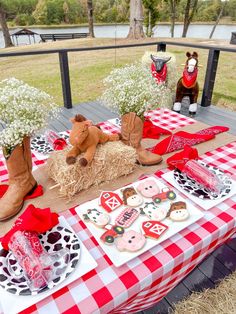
1,24,236,48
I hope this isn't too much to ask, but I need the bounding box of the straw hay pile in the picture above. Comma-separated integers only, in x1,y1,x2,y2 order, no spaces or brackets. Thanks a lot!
174,271,236,314
47,141,137,199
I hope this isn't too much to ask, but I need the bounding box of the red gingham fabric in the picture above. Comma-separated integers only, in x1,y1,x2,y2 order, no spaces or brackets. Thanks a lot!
1,117,236,314
99,108,195,134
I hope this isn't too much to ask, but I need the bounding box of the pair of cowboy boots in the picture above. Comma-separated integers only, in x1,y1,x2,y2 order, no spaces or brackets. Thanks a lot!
0,137,37,221
121,112,162,166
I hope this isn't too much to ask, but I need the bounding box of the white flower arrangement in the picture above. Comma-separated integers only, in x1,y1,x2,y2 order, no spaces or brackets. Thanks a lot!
100,62,173,119
0,78,59,156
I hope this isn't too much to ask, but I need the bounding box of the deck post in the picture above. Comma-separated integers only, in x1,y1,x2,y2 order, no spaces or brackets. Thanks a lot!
157,43,166,52
59,51,72,109
201,49,220,107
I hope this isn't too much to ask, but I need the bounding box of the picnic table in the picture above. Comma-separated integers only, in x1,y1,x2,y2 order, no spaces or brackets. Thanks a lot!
0,109,236,314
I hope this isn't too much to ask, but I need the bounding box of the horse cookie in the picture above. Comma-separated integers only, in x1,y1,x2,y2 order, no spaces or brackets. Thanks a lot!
140,202,168,221
115,208,139,228
115,230,146,252
167,201,189,221
83,208,110,228
137,179,160,198
122,187,143,207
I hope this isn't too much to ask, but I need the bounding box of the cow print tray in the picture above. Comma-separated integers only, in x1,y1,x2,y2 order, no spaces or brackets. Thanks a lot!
31,132,69,155
0,225,80,296
173,162,232,200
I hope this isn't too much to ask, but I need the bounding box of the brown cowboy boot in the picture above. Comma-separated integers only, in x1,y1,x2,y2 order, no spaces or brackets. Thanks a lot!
121,112,162,166
0,137,37,221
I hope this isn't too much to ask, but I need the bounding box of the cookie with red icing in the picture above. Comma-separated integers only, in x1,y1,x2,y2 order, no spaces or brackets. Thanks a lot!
141,220,168,240
115,207,139,228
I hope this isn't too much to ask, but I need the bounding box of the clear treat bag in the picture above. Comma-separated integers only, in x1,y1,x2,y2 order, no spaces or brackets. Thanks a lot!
45,130,67,151
182,159,225,195
7,230,69,292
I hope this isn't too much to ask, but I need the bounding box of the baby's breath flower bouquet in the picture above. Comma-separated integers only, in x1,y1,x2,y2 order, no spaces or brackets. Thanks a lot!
0,78,59,157
100,62,173,119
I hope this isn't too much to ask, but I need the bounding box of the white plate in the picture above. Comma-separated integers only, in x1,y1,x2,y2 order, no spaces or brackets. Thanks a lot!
75,176,204,267
162,169,236,210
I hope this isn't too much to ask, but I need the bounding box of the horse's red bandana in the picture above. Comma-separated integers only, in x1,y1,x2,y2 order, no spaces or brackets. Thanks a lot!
182,67,198,88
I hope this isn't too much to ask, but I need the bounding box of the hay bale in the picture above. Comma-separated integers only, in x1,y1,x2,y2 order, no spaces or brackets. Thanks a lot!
47,141,137,199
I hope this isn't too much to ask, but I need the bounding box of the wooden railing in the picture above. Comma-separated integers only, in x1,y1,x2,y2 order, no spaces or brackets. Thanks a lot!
0,41,235,109
40,33,89,42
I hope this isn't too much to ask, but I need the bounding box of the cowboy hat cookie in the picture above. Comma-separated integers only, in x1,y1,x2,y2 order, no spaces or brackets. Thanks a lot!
122,187,143,207
140,202,168,221
115,230,146,252
83,208,110,228
137,179,160,198
167,201,189,221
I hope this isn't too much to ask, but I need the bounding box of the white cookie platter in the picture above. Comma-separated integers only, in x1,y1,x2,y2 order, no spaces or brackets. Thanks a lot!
75,176,204,267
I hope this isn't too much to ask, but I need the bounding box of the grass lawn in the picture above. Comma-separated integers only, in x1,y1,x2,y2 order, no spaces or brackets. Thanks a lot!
0,37,235,110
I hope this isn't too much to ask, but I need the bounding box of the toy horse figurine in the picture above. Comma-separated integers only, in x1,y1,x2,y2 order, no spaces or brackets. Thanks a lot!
173,51,199,115
150,54,171,84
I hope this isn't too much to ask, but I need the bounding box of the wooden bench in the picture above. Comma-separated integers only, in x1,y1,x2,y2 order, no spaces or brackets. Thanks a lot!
40,33,89,42
230,32,236,44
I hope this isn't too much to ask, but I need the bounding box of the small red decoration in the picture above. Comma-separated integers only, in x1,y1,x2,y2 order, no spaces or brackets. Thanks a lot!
141,220,168,239
99,191,123,213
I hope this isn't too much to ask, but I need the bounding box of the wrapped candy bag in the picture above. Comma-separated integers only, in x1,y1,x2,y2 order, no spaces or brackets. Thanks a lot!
7,230,69,292
181,159,225,195
167,145,225,195
45,130,67,151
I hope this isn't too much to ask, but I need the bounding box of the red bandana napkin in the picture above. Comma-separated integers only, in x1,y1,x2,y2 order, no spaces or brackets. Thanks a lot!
53,138,67,150
148,125,228,155
143,119,172,139
0,184,43,200
167,145,199,171
1,204,59,250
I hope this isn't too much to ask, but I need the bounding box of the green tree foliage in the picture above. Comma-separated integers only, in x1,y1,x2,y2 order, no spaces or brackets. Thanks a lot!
143,0,159,37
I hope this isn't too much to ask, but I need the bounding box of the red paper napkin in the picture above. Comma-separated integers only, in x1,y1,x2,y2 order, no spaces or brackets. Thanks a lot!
143,119,172,139
0,184,43,199
1,204,59,250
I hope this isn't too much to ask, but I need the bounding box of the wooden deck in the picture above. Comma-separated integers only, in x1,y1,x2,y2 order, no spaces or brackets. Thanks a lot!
46,101,236,136
1,101,236,313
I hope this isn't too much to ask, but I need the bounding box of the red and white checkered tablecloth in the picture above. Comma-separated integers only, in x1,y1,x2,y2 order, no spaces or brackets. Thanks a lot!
99,108,196,134
4,140,234,314
1,111,235,314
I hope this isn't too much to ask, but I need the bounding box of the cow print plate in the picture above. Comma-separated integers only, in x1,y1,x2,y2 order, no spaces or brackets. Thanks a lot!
0,225,80,296
31,132,69,155
173,162,232,200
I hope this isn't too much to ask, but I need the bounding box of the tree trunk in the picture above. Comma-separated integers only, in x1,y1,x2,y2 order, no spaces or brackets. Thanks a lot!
169,0,176,38
209,2,226,39
127,0,145,39
182,0,198,37
87,0,95,38
0,5,13,48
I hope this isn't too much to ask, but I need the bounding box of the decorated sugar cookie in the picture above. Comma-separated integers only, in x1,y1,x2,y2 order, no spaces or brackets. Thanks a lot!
115,207,139,228
137,179,160,198
115,230,146,252
99,191,123,212
100,225,124,245
83,208,110,228
141,220,168,240
140,202,168,221
167,201,189,221
152,187,176,204
122,187,143,207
